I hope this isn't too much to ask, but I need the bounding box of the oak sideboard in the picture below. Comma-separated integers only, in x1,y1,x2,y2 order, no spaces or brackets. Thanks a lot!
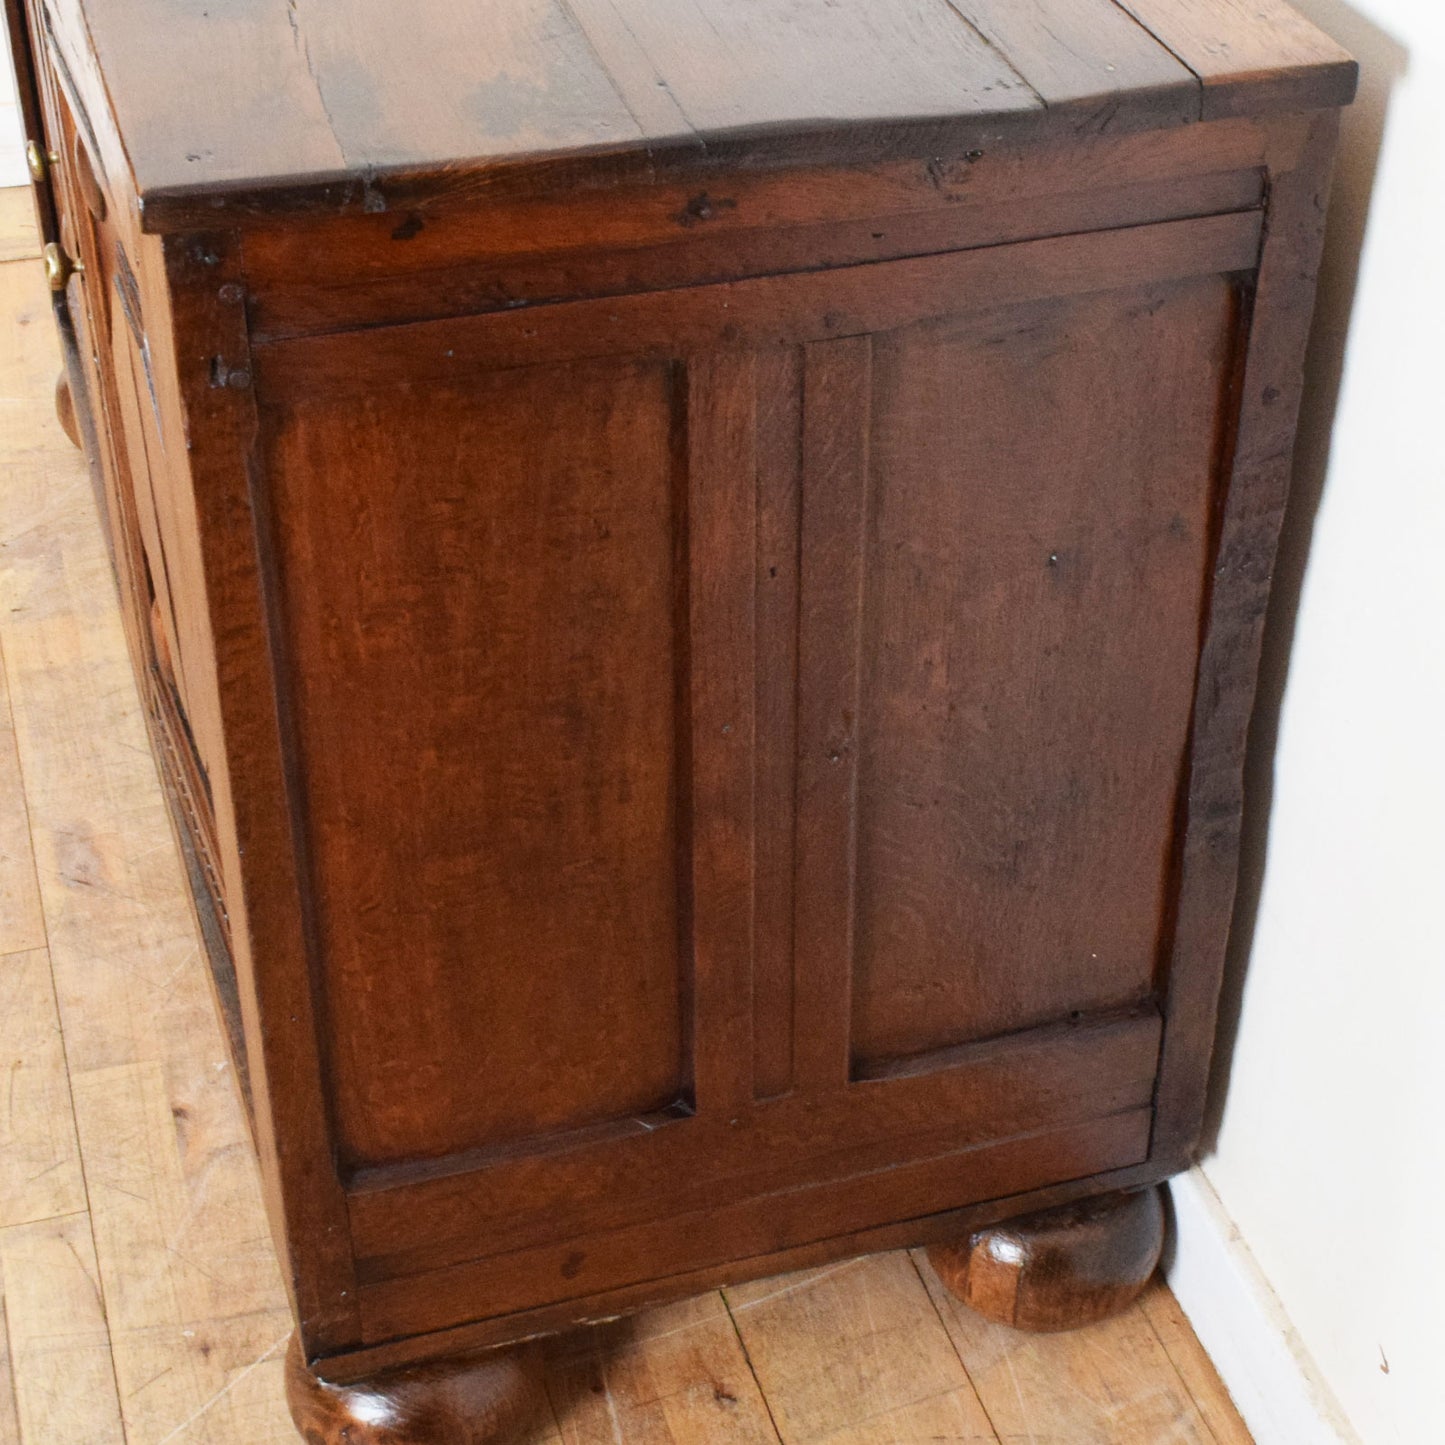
6,0,1354,1438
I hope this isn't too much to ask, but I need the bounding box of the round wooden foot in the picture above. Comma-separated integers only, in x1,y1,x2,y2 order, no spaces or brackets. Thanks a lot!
284,1334,544,1444
927,1185,1165,1333
54,370,82,448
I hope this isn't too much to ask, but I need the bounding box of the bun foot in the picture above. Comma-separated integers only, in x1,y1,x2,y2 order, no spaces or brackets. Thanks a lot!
927,1185,1165,1333
285,1334,545,1444
55,370,82,448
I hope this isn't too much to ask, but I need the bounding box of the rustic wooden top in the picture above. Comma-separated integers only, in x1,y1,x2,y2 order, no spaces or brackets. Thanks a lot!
54,0,1354,230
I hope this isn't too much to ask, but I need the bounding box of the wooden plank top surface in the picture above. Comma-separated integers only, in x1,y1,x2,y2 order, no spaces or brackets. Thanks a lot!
49,0,1354,229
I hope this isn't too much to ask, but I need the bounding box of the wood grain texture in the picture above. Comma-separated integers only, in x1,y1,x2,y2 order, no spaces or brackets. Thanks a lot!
750,346,804,1103
1138,1280,1256,1445
159,230,364,1355
544,1293,776,1445
949,0,1195,121
726,1253,996,1443
566,0,1038,136
258,356,687,1167
69,1062,296,1443
8,5,1350,1422
0,1215,125,1445
348,1013,1162,1278
33,0,1352,227
1151,109,1343,1160
687,351,761,1118
216,203,1256,1370
0,1280,16,1445
1117,0,1357,118
253,211,1262,396
921,1251,1231,1444
238,115,1280,343
352,1112,1153,1347
0,189,41,263
791,335,873,1093
927,1187,1166,1332
0,949,85,1228
852,274,1237,1065
0,656,45,957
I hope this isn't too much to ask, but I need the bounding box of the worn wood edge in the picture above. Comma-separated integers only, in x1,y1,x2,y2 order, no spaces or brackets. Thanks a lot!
1150,109,1343,1163
126,96,1220,236
1112,0,1358,120
356,1111,1155,1339
32,0,1355,238
345,1009,1160,1279
308,1151,1189,1382
244,178,1269,346
132,66,1359,236
250,210,1263,399
157,228,363,1353
310,1150,1190,1387
1199,61,1358,122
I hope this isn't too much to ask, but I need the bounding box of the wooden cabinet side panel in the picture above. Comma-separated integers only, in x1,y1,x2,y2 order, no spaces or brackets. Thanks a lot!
851,276,1241,1067
257,359,691,1168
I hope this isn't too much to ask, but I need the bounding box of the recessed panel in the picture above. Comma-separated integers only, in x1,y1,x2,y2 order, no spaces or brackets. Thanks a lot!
261,358,685,1166
853,276,1238,1067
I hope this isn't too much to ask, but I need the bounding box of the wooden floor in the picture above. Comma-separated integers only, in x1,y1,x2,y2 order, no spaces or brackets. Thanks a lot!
0,185,1250,1445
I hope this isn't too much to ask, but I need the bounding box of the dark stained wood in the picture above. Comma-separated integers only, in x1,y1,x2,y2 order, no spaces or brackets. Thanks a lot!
7,0,1352,1427
950,0,1195,123
926,1186,1166,1331
349,1011,1163,1280
355,1110,1155,1345
562,0,1038,136
1117,0,1357,119
687,351,760,1117
750,345,804,1102
258,357,687,1167
33,0,1353,229
324,1158,1174,1383
852,274,1238,1066
238,114,1290,343
1151,107,1344,1160
251,211,1263,397
791,335,873,1093
285,1333,545,1444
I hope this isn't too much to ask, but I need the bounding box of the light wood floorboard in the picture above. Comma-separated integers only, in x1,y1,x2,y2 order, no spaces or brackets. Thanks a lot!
0,187,1250,1444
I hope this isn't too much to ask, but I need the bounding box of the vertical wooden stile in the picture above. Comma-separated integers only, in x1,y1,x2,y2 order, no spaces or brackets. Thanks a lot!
792,335,874,1093
687,351,761,1116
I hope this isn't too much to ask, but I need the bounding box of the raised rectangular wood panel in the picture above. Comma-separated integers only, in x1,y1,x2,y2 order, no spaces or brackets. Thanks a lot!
260,358,687,1167
852,276,1236,1066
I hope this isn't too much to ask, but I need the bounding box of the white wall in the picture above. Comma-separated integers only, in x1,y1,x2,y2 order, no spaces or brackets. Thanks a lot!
1,20,28,187
1191,2,1445,1442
